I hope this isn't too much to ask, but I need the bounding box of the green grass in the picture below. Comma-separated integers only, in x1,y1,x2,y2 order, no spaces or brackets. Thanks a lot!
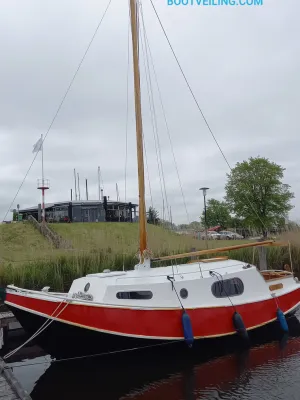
0,222,298,292
51,222,253,255
0,222,55,263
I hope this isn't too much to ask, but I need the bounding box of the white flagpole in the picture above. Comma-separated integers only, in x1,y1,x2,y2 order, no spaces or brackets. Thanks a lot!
41,134,44,184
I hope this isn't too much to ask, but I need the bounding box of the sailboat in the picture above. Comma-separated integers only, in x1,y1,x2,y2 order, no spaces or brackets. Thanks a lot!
3,0,300,358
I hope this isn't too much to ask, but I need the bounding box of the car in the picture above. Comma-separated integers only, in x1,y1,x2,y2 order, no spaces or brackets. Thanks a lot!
201,232,220,240
219,231,243,240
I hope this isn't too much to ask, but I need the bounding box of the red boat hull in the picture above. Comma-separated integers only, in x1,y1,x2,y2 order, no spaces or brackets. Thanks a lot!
5,289,300,340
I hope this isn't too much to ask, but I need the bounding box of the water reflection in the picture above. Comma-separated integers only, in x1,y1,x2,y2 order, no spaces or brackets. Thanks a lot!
8,314,300,400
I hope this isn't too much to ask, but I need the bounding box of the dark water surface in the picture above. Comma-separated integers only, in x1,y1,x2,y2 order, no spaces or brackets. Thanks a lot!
6,316,300,400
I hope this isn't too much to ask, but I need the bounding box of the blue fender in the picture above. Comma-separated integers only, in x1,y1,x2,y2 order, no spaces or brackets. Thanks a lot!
277,308,289,333
232,311,248,341
182,311,194,347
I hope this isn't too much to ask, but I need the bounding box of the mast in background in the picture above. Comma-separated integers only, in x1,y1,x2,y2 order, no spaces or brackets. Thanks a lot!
98,166,101,201
129,0,147,262
85,178,89,201
74,168,78,201
77,173,81,201
116,183,120,202
35,134,49,224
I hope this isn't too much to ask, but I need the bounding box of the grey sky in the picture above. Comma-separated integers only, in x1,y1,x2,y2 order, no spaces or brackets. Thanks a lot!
0,0,299,224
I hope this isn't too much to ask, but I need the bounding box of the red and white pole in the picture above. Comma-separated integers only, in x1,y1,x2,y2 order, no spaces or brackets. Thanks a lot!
42,187,45,224
41,134,46,224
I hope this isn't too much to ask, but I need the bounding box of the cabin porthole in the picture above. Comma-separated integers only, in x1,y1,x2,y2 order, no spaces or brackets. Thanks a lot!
84,283,90,292
180,288,188,299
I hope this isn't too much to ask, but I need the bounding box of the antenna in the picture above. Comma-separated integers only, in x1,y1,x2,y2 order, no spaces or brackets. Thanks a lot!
71,189,73,201
74,168,78,201
77,173,81,200
86,179,89,201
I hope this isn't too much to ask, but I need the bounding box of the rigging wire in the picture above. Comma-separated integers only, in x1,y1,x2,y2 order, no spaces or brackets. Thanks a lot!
142,19,171,224
139,5,170,222
140,5,190,224
2,0,113,222
132,1,154,209
143,25,171,225
143,133,154,209
209,270,237,311
124,3,131,203
149,0,268,232
139,18,164,213
166,275,185,310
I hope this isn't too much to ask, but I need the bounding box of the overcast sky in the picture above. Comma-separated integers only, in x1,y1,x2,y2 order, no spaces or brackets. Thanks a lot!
0,0,299,224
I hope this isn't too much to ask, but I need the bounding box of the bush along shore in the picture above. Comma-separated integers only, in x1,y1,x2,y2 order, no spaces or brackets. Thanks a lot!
0,244,298,293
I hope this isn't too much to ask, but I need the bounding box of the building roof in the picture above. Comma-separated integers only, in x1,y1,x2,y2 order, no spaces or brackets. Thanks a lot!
18,200,138,213
208,225,221,231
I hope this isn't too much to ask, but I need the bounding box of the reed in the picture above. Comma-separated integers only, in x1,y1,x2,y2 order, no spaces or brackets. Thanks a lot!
1,222,300,292
1,244,299,292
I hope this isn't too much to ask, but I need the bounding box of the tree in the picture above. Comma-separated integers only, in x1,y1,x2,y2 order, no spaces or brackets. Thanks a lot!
147,207,160,225
200,199,232,229
225,157,294,234
12,210,18,221
189,221,202,230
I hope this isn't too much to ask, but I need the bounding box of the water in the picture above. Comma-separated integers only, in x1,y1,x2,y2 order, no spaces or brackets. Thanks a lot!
6,317,300,400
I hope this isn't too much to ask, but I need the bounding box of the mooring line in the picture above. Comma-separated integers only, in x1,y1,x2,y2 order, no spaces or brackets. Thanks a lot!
5,339,183,369
4,300,70,360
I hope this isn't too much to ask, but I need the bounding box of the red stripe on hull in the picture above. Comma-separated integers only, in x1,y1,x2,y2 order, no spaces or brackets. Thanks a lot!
6,289,300,338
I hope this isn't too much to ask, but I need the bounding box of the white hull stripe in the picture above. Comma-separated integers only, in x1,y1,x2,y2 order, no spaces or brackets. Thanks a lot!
6,286,300,311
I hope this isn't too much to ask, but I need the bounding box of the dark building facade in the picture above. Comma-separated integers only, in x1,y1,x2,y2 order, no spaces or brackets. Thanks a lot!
19,198,138,223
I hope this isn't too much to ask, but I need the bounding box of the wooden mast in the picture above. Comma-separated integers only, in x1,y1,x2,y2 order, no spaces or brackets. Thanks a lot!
129,0,147,262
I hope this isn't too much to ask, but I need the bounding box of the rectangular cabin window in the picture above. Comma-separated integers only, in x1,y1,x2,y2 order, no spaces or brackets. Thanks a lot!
116,291,153,300
212,278,244,298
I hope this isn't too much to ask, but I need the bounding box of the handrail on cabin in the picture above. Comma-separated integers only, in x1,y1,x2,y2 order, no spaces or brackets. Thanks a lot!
151,240,288,262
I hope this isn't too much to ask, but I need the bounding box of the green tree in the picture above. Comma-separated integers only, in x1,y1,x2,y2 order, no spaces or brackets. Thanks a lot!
178,224,189,230
12,210,17,221
159,219,176,230
147,207,160,225
189,221,202,230
200,199,232,229
225,157,294,234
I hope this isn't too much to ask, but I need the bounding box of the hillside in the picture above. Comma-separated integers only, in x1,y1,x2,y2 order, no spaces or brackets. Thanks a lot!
0,222,205,266
51,222,206,256
0,221,244,266
0,222,292,292
0,222,55,264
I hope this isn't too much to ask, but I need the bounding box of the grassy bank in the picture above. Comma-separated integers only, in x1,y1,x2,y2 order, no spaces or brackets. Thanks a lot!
1,244,296,293
0,222,55,263
0,222,299,292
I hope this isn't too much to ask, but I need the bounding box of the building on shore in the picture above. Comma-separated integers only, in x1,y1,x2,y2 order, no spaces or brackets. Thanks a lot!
18,197,138,223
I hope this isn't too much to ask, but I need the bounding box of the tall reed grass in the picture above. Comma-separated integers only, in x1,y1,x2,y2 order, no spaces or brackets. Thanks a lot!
1,244,299,292
2,223,300,292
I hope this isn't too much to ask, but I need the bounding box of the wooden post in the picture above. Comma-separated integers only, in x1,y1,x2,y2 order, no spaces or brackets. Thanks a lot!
258,238,268,271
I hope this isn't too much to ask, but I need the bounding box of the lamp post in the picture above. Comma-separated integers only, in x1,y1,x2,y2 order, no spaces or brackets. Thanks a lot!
199,187,209,248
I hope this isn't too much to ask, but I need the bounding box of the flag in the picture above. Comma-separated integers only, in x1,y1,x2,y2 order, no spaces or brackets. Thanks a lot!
32,137,43,153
